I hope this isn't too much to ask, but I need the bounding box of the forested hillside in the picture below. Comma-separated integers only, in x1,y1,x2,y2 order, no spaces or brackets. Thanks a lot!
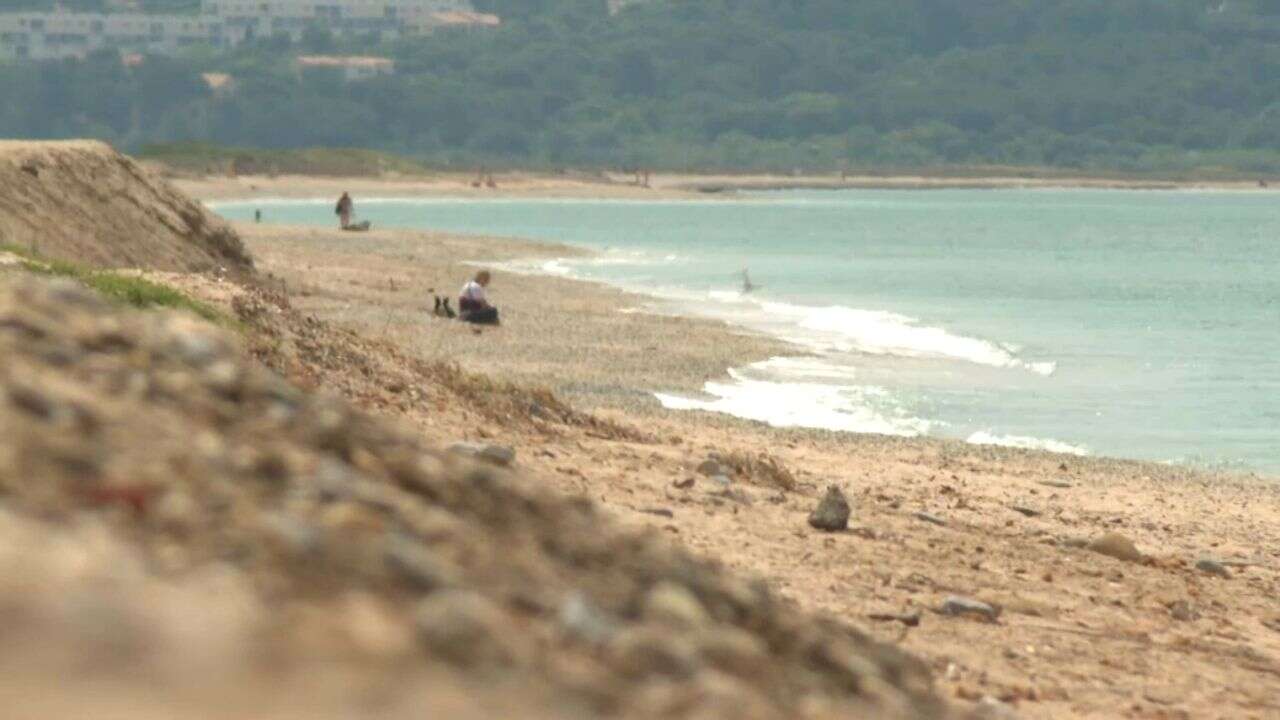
5,0,1280,173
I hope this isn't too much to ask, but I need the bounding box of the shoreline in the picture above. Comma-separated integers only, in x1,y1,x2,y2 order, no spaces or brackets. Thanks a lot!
224,215,1276,483
173,170,1280,203
169,219,1280,719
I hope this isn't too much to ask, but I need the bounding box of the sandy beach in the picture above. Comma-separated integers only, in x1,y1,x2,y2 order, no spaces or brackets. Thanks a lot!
170,169,1280,204
164,217,1280,720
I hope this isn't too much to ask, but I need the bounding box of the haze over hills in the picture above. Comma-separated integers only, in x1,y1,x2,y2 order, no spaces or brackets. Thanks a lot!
3,0,1280,173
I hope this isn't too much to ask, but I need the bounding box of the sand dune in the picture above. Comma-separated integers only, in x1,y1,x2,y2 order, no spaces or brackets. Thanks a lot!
0,141,250,272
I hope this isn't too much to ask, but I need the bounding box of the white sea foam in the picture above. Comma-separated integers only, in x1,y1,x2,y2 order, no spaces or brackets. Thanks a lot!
614,283,1057,377
655,361,933,437
752,302,1057,376
966,431,1089,456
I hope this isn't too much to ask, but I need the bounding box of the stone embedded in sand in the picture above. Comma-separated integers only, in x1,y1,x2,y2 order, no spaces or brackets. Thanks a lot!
643,582,711,630
1087,532,1145,563
697,458,727,476
808,486,850,532
1168,601,1198,621
1195,558,1231,578
448,442,516,467
939,596,1001,623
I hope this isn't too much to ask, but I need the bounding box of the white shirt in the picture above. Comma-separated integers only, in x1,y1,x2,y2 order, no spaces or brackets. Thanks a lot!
460,280,486,303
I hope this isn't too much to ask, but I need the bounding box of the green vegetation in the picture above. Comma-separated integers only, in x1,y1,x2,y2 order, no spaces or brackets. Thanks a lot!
139,142,434,176
5,1,1280,174
0,242,226,323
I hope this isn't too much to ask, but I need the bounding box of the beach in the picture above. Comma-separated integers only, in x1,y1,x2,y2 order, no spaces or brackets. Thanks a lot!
169,169,1280,204
165,212,1280,720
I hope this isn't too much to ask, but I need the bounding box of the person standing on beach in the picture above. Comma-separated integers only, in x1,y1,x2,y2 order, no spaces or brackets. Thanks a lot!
335,192,353,230
458,270,500,325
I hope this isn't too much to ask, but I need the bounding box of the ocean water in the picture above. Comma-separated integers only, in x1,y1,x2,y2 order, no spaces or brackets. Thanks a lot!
213,190,1280,473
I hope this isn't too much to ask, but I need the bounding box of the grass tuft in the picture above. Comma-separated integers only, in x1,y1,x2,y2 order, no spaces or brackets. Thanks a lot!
0,241,226,324
718,450,798,492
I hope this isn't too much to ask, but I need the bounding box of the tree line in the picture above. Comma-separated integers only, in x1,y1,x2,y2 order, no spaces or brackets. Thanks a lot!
4,0,1280,173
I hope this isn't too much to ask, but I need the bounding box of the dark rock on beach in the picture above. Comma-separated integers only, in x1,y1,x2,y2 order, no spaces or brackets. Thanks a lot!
808,485,851,532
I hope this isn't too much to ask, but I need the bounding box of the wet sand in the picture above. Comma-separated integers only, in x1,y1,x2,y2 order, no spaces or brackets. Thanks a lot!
210,221,1280,720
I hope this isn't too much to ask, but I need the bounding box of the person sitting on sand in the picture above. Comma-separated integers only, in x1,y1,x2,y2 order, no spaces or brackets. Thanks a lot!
458,270,500,325
335,192,353,230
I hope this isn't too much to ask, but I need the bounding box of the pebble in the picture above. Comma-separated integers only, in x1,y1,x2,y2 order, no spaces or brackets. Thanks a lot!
606,626,699,680
807,486,850,532
448,442,516,467
915,511,948,527
259,512,322,559
697,627,770,678
558,591,616,644
1087,532,1146,563
203,360,240,395
414,589,515,667
384,536,459,592
938,596,1001,623
1011,506,1041,518
1195,558,1231,578
643,582,711,630
1038,480,1073,489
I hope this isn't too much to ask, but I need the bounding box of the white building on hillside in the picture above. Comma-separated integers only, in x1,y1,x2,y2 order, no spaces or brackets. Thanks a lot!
0,1,493,61
295,54,395,81
0,12,230,61
200,1,483,42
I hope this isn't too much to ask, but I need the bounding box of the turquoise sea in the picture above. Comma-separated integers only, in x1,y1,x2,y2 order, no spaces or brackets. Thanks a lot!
213,190,1280,473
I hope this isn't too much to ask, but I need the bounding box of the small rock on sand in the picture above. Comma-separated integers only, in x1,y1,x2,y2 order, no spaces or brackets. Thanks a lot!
1087,532,1145,563
915,511,947,527
939,596,1001,623
808,486,850,532
449,442,516,467
1195,558,1231,578
697,458,727,477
